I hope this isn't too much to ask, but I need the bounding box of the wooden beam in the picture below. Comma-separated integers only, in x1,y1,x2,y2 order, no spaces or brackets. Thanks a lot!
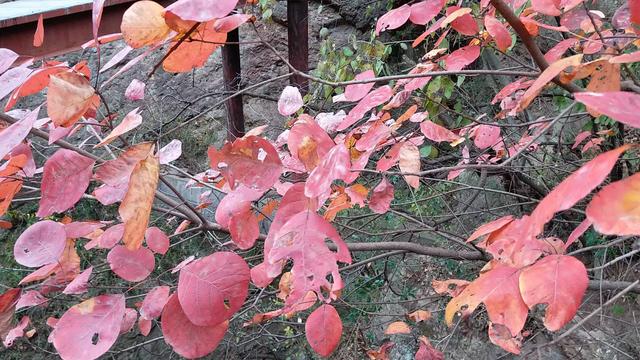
287,0,309,93
221,28,245,140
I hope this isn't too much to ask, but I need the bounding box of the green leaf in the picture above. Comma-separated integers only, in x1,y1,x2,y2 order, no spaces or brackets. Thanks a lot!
343,47,354,57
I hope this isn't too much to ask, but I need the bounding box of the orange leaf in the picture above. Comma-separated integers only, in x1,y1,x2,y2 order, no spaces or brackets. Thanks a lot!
366,341,395,360
47,72,96,127
432,279,470,297
384,321,411,335
517,54,582,111
119,154,159,250
33,15,44,47
163,21,227,73
441,8,472,28
407,310,431,323
121,0,170,48
96,108,143,147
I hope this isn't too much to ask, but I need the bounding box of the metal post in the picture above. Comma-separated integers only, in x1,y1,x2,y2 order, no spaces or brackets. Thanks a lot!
221,28,245,141
287,0,309,94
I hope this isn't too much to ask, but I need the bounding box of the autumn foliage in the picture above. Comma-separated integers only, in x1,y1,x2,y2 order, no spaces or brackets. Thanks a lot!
1,0,640,358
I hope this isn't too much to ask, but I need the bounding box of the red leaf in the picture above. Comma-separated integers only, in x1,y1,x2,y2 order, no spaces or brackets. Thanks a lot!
415,336,444,360
37,149,95,217
16,290,47,310
409,0,445,25
519,255,588,331
565,218,592,250
420,120,461,143
369,177,394,214
51,294,125,360
305,304,342,357
278,86,304,116
586,172,640,235
177,252,250,326
62,267,93,295
632,0,640,25
166,0,238,22
376,141,404,171
488,322,522,355
145,227,170,255
376,4,412,35
229,209,260,249
208,136,282,191
268,211,351,307
399,142,420,189
304,143,351,198
491,78,533,104
446,264,528,337
345,70,376,102
574,92,640,128
473,124,501,149
138,317,152,336
466,215,514,243
140,286,170,320
529,145,630,236
0,288,20,340
355,123,391,152
107,245,155,282
445,6,478,35
287,114,335,171
0,106,40,161
484,16,512,52
33,15,44,47
14,220,66,267
444,45,480,71
544,38,578,63
161,294,228,359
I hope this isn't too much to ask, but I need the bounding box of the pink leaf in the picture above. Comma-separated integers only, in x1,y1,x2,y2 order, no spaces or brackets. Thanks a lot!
409,0,445,25
119,308,137,334
337,85,393,130
369,177,394,214
144,227,170,255
586,172,640,236
344,70,376,102
355,123,391,152
16,290,47,310
610,50,640,64
96,108,143,147
565,218,592,250
0,106,40,161
124,79,145,101
229,209,260,249
467,215,514,243
87,223,124,250
268,211,351,308
100,45,133,73
166,0,238,22
376,4,412,35
64,221,104,239
420,120,461,143
37,149,95,218
92,1,107,39
376,141,404,171
305,143,351,198
107,245,155,282
62,267,93,295
51,294,125,360
214,13,253,32
544,38,578,63
3,316,29,348
0,49,19,75
305,304,342,357
519,255,588,331
287,114,335,170
158,139,182,164
14,220,66,267
178,252,250,326
574,92,640,128
139,286,170,320
445,6,478,35
474,125,501,149
161,294,228,359
278,86,304,116
138,318,152,336
445,45,480,71
571,130,591,149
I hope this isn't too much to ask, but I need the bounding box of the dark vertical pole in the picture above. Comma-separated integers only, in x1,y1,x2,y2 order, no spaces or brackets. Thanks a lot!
222,28,245,141
287,0,309,94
